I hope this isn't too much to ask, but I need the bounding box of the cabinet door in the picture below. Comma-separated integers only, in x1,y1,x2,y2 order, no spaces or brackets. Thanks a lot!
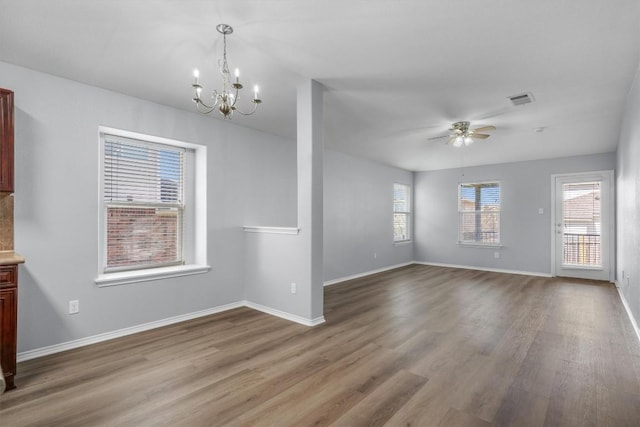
0,287,17,381
0,89,14,193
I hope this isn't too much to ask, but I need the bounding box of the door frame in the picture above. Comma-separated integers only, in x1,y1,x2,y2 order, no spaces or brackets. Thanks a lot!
550,170,614,281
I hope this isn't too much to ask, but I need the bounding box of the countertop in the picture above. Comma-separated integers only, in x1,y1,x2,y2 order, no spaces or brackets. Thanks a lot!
0,251,25,265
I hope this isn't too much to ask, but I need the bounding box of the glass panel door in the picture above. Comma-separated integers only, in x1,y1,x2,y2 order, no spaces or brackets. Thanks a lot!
554,172,612,281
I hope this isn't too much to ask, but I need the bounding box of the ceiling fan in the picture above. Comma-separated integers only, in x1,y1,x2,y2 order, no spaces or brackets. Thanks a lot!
428,121,496,147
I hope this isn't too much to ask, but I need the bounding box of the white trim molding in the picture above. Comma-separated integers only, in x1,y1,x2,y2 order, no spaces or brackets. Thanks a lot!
242,226,300,235
18,299,325,363
457,243,504,249
615,281,640,344
324,262,415,286
95,264,210,287
17,301,244,362
550,170,615,281
414,261,552,278
97,126,209,287
244,301,325,326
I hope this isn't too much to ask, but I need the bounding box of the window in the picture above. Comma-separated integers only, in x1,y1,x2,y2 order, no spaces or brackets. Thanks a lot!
97,128,208,286
458,181,500,245
103,136,185,271
393,183,411,243
562,181,601,266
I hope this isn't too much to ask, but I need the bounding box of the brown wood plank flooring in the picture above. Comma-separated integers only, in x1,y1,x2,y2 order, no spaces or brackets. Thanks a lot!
1,264,639,426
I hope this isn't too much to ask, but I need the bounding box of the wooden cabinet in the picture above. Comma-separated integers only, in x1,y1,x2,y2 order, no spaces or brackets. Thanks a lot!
0,264,18,390
0,86,20,391
0,89,14,193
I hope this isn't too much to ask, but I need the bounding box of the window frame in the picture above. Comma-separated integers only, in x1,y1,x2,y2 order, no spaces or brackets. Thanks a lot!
393,183,412,244
103,137,186,272
96,127,209,287
457,180,501,247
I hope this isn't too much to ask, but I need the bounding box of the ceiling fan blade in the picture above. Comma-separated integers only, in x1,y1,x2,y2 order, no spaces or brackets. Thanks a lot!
470,126,496,133
470,133,490,139
427,134,450,141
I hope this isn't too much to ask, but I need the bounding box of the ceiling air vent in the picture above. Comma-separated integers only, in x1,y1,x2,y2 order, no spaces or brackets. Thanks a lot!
508,92,535,106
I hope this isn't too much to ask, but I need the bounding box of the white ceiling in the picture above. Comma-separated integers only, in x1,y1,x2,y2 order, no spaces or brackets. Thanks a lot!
1,0,639,171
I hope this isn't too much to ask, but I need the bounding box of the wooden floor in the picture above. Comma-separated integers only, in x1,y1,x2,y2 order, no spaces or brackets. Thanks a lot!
1,265,640,426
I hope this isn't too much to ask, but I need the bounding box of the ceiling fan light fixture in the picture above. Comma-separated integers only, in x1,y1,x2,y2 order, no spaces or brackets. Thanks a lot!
429,121,496,147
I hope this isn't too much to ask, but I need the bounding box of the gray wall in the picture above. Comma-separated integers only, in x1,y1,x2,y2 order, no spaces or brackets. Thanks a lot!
243,80,325,323
616,65,640,327
323,150,414,282
4,60,415,353
242,142,417,317
3,61,297,353
10,55,625,355
414,153,615,275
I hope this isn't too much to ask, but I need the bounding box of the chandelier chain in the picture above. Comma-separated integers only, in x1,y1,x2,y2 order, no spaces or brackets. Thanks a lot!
221,32,229,75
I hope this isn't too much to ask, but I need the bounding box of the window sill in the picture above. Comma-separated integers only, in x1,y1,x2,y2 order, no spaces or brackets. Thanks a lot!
394,240,413,246
242,226,300,235
95,264,210,287
560,264,603,271
457,242,503,248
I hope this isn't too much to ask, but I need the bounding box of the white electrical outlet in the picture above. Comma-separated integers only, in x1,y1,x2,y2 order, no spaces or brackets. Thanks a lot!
290,283,297,294
494,252,500,259
538,208,544,214
69,300,79,314
374,252,377,259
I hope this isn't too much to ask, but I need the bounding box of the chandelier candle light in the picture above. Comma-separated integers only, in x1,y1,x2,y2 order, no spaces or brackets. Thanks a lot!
191,24,262,119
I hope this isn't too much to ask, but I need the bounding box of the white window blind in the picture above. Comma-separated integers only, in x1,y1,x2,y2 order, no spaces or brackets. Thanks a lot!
562,181,601,266
458,182,500,244
393,183,411,242
103,136,185,271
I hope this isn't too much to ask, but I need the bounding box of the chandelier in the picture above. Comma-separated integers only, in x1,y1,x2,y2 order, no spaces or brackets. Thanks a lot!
191,24,262,119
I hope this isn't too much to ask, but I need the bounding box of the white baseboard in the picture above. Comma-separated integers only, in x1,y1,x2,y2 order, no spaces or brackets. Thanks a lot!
615,281,640,344
17,299,325,363
17,301,245,362
17,261,598,364
244,301,325,326
414,261,552,278
323,262,415,287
